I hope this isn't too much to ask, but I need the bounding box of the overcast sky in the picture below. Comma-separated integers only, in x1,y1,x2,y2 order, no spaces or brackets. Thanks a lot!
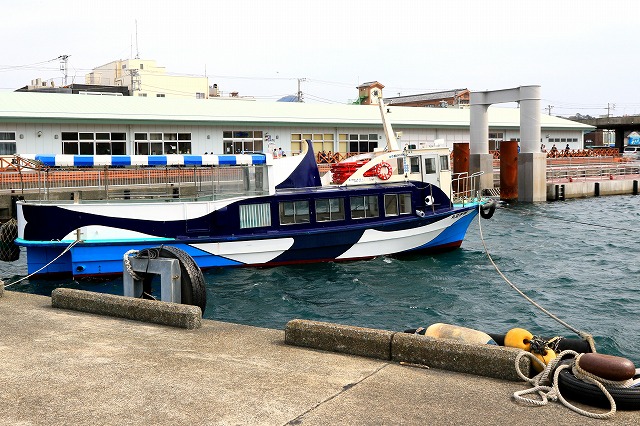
2,0,638,116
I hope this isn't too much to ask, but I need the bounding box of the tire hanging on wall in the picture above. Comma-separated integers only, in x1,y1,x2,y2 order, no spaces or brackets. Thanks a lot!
0,218,20,262
480,200,496,219
136,246,207,313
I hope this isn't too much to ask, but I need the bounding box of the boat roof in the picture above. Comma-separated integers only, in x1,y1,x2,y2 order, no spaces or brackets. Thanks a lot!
0,92,593,131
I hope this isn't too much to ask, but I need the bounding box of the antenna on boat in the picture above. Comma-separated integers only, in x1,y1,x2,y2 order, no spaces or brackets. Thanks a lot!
377,96,400,151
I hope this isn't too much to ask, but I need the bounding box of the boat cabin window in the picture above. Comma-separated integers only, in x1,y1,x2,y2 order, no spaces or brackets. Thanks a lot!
315,198,345,222
240,203,272,229
384,193,412,217
409,157,420,173
440,155,449,171
279,200,310,225
424,157,437,174
350,195,379,219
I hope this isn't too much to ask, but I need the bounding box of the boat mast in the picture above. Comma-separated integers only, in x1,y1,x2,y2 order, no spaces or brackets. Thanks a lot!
377,97,399,152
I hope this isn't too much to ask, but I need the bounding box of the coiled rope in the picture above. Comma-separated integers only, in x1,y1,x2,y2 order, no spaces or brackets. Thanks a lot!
512,350,638,419
3,239,81,288
476,203,597,352
123,250,143,281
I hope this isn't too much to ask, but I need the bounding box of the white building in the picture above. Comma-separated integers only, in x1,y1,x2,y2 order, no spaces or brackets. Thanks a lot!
0,92,593,156
85,59,209,99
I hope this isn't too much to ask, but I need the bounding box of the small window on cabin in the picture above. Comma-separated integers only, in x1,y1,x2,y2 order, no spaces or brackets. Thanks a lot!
316,198,345,222
384,194,399,216
350,195,379,219
279,200,310,225
440,155,449,171
424,158,436,174
240,203,271,228
384,193,412,217
410,157,420,173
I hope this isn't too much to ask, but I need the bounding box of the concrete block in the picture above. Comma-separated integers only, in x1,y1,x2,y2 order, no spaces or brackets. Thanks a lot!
285,319,393,360
0,280,4,298
391,332,529,381
51,288,201,329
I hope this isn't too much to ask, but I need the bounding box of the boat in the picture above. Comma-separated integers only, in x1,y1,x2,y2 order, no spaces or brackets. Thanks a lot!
12,99,495,277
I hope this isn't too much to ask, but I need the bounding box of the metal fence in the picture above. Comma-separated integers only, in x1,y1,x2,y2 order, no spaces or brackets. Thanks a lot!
0,166,268,200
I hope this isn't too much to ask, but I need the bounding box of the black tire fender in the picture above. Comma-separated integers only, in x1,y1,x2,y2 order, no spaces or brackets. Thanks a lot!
480,200,496,219
557,364,640,410
137,246,207,313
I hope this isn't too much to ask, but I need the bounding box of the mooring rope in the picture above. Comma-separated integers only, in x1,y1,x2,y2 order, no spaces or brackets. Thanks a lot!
511,349,636,419
3,239,81,288
123,249,144,281
476,203,597,352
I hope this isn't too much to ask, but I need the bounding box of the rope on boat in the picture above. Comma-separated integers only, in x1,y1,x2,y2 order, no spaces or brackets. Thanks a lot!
3,239,81,288
476,203,597,353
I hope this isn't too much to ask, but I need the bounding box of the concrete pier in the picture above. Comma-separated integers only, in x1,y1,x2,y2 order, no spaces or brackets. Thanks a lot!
1,290,637,425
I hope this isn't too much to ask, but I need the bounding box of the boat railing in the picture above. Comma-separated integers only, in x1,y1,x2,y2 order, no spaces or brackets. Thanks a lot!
450,171,484,206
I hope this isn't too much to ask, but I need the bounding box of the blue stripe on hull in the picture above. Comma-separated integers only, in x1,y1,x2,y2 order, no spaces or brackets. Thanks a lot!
413,209,478,251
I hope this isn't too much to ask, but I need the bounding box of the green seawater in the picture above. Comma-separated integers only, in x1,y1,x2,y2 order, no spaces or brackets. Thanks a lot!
3,195,640,363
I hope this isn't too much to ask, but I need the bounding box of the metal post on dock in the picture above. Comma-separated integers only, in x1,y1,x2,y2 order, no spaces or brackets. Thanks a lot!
123,256,182,303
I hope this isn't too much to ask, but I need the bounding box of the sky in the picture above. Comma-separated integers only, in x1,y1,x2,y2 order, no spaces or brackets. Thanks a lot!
2,0,639,117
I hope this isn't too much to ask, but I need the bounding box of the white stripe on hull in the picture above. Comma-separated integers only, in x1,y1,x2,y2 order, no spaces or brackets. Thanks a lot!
190,238,295,264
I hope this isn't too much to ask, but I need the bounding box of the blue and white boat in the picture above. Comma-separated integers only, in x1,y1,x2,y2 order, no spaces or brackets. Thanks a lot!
14,102,494,277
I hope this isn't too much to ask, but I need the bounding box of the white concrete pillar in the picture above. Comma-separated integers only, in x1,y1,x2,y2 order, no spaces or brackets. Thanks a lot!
519,85,541,154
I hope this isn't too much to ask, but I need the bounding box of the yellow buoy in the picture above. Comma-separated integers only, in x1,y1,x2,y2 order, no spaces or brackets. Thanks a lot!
532,348,557,373
504,327,533,351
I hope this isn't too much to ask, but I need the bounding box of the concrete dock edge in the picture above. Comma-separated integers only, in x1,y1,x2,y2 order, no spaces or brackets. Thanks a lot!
285,319,530,381
51,288,202,329
0,280,4,298
392,332,529,381
285,319,394,360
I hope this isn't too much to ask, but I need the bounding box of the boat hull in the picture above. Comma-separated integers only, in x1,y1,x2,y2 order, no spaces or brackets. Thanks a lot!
17,207,478,277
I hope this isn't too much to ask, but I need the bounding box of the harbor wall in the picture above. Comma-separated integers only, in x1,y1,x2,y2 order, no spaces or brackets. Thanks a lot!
547,178,639,200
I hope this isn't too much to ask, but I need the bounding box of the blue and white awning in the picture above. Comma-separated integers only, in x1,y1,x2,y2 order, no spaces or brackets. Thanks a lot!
20,154,267,167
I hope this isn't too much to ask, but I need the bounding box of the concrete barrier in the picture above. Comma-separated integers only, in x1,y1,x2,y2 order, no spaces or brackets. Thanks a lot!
285,319,530,381
285,319,393,360
392,332,529,381
51,288,202,329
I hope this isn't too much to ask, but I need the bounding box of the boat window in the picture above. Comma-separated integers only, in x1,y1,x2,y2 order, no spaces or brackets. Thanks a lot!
279,200,310,225
350,195,379,219
410,157,420,173
316,198,345,222
424,157,436,174
240,203,271,229
385,193,412,217
440,155,449,171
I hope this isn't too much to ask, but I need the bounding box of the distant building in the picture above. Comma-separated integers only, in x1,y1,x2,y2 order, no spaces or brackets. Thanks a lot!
355,81,385,105
85,59,209,99
385,89,470,108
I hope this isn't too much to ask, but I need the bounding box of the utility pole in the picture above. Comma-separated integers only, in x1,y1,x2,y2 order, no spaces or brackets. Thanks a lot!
545,105,553,115
58,55,69,86
607,103,616,118
297,78,306,102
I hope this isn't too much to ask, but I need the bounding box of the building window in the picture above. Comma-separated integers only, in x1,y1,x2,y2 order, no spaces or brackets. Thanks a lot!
240,203,271,228
223,130,263,154
196,92,205,99
134,132,191,154
0,132,16,155
350,195,379,219
384,193,412,217
62,132,126,155
315,198,345,222
156,93,165,98
279,200,310,225
291,133,334,156
339,133,379,154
